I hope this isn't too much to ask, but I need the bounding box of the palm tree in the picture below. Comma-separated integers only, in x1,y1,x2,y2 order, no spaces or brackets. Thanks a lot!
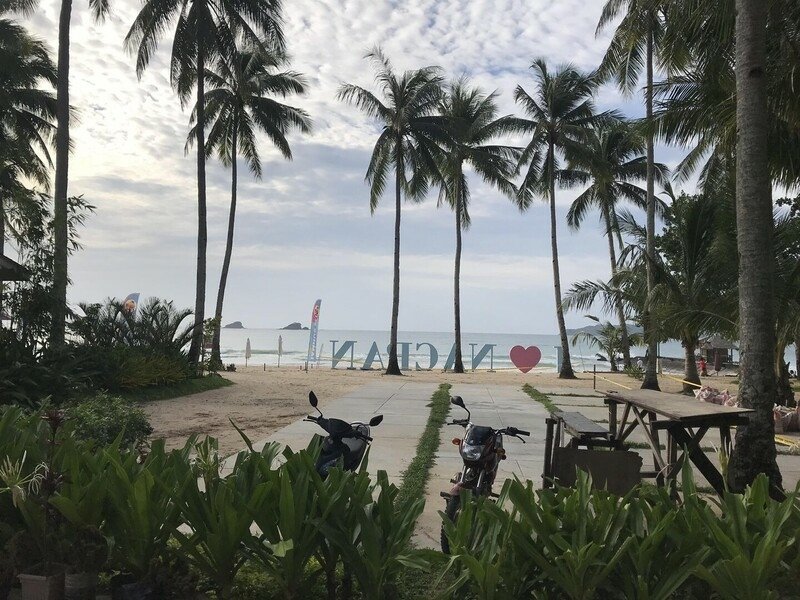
653,194,736,393
0,13,57,320
571,315,642,371
338,48,445,375
565,121,668,369
436,79,520,373
597,0,667,390
514,59,606,379
728,0,783,494
189,46,311,369
125,0,284,366
50,0,110,350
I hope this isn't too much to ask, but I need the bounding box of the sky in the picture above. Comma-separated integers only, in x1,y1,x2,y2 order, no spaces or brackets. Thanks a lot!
22,0,695,334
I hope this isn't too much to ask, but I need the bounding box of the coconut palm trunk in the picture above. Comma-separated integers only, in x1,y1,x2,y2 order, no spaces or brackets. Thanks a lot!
682,338,701,394
795,335,800,379
188,48,208,367
728,0,782,494
0,197,5,321
641,28,660,390
385,143,402,375
603,207,631,369
549,156,575,379
50,0,72,351
210,125,238,369
453,172,464,373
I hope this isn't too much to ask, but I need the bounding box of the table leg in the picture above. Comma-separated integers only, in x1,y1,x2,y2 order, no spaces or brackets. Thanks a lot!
543,417,556,488
670,427,725,496
648,411,664,485
608,401,618,439
667,433,679,499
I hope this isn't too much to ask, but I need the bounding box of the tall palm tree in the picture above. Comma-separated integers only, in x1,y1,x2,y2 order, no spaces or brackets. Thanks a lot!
50,0,110,350
597,0,667,390
565,121,668,369
436,79,520,373
125,0,284,366
338,48,445,375
0,12,56,320
728,0,783,494
514,59,606,379
189,46,311,369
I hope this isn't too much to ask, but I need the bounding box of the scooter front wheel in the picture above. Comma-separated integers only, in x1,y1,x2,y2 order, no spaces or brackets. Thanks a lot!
440,495,462,554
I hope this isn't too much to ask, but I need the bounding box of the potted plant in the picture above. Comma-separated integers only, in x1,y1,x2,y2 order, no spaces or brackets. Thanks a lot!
48,438,112,600
13,411,69,600
0,523,16,600
61,527,107,600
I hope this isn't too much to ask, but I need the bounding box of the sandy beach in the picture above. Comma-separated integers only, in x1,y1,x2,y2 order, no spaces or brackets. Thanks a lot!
143,366,742,455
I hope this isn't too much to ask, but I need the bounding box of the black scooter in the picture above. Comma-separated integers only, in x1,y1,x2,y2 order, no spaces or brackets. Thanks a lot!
304,391,384,477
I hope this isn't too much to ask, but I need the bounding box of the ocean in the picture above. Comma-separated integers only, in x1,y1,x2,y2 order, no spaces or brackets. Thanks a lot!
218,328,798,373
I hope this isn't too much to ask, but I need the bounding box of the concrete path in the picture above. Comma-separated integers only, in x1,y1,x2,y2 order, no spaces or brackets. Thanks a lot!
414,383,548,548
222,380,438,486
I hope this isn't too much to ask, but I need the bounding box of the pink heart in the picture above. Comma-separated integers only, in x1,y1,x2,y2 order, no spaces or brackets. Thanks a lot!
510,345,542,373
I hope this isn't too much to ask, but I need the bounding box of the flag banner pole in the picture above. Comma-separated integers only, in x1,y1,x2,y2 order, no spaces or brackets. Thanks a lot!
306,299,322,372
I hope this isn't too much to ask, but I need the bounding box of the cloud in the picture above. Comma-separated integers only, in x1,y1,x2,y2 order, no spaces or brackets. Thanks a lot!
22,0,667,333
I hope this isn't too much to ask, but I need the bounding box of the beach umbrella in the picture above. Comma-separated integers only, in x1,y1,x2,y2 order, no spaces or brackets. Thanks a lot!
245,338,252,367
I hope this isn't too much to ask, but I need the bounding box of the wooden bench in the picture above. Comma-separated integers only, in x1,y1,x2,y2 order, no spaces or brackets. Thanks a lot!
542,410,641,494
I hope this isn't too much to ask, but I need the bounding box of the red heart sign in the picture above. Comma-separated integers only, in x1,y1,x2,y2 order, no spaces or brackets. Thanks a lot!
510,345,542,373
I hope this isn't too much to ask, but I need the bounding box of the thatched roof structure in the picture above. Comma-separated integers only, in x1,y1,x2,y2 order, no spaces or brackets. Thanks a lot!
0,254,29,281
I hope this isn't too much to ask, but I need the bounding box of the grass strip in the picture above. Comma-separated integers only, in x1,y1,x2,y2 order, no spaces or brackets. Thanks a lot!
120,375,233,403
395,383,452,510
522,384,558,413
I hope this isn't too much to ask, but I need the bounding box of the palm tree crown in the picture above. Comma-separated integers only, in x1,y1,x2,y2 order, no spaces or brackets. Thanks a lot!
337,48,445,212
190,47,311,172
565,121,668,231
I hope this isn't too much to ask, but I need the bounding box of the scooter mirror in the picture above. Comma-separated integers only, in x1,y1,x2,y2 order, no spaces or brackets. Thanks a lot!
369,414,384,427
309,391,318,408
450,396,465,408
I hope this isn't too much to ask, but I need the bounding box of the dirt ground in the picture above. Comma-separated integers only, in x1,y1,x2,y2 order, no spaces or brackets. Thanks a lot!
142,366,740,456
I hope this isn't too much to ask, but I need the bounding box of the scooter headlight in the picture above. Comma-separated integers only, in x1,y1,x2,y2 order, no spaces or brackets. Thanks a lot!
461,444,483,460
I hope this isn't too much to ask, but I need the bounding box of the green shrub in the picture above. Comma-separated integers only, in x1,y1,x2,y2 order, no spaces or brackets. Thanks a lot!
0,330,90,407
624,364,645,380
76,346,190,392
67,392,153,446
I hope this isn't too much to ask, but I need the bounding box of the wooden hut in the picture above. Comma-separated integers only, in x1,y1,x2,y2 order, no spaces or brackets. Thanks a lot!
699,335,738,369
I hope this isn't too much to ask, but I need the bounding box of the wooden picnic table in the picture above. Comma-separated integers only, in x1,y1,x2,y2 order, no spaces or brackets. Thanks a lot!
604,389,754,495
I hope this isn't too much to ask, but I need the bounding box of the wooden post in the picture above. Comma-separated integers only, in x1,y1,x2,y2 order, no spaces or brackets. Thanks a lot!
543,417,556,488
593,364,596,390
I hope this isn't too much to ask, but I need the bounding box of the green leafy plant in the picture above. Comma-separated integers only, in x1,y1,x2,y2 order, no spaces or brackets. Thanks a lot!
439,487,541,600
173,454,276,598
318,470,427,600
507,474,634,600
67,392,153,446
102,440,186,580
695,475,798,600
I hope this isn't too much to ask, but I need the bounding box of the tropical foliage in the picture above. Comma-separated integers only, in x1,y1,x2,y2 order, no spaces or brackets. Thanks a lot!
0,406,799,599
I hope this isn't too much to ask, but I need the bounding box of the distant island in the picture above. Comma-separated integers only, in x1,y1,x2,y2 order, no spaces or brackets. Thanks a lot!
280,322,309,330
223,321,244,329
